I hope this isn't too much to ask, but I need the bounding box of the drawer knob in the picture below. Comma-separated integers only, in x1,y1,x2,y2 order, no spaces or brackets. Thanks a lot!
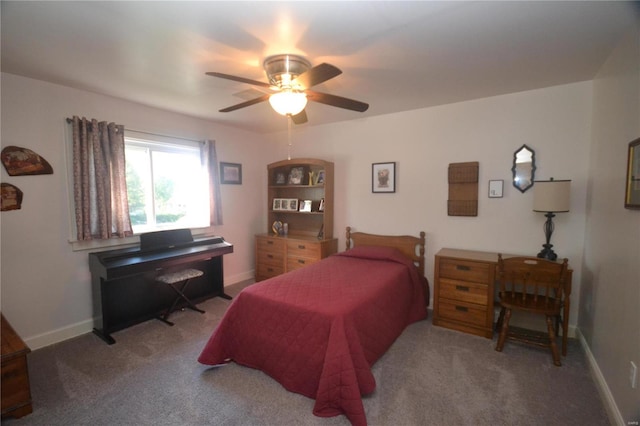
267,241,273,245
267,268,273,272
455,306,469,312
267,254,273,258
298,244,306,249
456,265,471,271
298,259,306,264
455,285,470,292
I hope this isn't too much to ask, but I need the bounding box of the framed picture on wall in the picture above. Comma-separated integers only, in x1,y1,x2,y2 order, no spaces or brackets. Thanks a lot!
625,138,640,209
372,162,396,193
220,162,242,184
489,180,504,198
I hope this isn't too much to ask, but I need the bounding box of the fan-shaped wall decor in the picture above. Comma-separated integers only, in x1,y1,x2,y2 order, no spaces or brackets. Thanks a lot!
1,183,23,211
1,146,53,176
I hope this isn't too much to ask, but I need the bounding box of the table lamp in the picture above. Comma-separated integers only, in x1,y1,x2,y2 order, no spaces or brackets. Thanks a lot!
533,178,571,260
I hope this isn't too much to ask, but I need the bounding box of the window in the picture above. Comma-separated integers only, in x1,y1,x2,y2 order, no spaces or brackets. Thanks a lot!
125,136,209,234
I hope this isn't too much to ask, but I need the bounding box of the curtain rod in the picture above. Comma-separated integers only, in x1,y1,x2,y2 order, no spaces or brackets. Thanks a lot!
65,117,204,144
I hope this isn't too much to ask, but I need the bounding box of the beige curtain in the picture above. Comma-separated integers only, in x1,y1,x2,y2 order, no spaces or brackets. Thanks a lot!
71,116,133,240
204,139,223,226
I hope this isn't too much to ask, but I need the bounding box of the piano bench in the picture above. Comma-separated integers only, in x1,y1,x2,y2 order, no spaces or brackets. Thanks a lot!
155,268,205,326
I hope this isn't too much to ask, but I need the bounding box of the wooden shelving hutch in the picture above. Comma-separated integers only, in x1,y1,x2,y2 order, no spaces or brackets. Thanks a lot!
255,158,338,282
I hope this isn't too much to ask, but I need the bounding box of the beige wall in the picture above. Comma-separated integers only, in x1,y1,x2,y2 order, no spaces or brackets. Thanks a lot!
0,73,274,348
581,26,640,424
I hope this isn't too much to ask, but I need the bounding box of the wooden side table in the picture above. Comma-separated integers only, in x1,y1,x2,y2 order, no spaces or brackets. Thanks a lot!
1,314,33,419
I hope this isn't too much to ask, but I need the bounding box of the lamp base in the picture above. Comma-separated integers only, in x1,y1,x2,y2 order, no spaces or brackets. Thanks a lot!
537,244,558,261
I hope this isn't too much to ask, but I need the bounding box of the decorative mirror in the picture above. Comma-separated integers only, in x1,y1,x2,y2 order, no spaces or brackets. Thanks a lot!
511,144,536,193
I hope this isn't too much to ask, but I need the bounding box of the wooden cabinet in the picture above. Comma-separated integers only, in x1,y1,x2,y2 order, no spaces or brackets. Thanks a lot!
255,234,338,281
1,314,32,419
433,249,497,338
267,158,334,239
256,158,337,281
433,248,573,346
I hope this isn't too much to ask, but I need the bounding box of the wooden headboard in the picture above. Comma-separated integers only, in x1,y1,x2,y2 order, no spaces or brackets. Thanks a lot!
345,226,426,277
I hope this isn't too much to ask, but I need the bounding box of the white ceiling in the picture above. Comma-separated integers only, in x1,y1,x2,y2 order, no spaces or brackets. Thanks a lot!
2,1,638,134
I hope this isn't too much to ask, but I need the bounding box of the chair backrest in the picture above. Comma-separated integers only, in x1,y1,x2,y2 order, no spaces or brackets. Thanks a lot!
497,255,569,308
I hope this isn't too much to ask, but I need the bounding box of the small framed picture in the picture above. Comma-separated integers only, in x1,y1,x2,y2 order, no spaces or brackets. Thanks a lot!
273,198,282,210
372,162,396,193
287,199,299,211
489,180,504,198
275,172,286,185
288,166,305,185
220,162,242,184
299,200,312,212
315,170,325,185
318,198,325,212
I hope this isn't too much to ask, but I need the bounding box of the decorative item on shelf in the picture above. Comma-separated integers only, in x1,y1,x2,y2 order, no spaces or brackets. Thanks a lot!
318,198,325,212
220,162,242,184
308,171,315,186
272,221,283,236
1,146,53,176
1,183,23,211
288,166,305,185
489,180,504,198
511,145,536,193
315,170,325,185
283,223,288,235
317,223,324,240
625,137,640,209
272,198,282,211
275,172,286,185
372,162,396,193
533,178,571,260
299,200,312,212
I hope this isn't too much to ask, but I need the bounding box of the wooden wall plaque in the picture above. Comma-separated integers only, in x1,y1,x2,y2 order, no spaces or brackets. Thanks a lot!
447,161,479,216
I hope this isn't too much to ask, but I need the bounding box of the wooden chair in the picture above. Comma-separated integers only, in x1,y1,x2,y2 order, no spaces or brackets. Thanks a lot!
495,254,569,366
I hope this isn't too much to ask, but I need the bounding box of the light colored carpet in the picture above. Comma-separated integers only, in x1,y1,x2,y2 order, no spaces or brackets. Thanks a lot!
2,280,609,426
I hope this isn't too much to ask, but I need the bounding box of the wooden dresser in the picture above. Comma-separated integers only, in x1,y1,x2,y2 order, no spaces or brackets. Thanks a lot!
1,314,33,419
255,234,338,281
433,248,573,351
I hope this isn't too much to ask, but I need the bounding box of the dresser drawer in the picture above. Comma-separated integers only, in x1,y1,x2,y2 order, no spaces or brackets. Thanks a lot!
438,299,487,326
257,237,285,252
286,240,321,259
287,256,320,271
257,250,284,267
438,258,490,282
439,278,488,305
257,263,284,279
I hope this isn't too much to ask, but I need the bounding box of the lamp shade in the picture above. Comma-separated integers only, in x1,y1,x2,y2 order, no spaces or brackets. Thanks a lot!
533,179,571,212
268,91,307,116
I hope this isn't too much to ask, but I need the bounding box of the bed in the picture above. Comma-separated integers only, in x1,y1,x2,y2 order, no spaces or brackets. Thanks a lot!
198,227,429,426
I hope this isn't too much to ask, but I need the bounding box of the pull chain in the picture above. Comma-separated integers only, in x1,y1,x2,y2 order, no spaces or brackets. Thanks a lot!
287,114,292,160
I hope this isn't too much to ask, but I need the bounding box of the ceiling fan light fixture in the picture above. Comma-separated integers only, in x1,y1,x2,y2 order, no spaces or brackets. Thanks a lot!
269,90,307,116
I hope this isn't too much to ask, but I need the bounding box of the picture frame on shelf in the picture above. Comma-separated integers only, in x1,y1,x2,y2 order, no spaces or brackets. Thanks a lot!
288,166,305,185
299,200,312,212
275,172,287,185
625,137,640,209
315,170,325,185
488,180,504,198
318,198,325,212
220,162,242,184
273,198,282,211
372,162,396,193
287,199,299,211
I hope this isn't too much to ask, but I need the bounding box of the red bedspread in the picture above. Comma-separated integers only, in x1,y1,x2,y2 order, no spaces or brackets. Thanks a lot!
198,246,428,426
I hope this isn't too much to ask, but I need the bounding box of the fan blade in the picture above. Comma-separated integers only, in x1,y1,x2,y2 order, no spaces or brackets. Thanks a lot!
206,72,271,88
291,109,308,124
219,94,270,112
295,63,342,89
306,90,369,112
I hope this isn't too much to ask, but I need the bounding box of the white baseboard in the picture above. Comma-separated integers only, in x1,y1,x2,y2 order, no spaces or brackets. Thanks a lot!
576,328,624,426
25,270,256,350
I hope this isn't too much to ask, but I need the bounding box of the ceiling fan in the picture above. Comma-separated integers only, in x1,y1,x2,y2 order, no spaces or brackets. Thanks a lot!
206,54,369,124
